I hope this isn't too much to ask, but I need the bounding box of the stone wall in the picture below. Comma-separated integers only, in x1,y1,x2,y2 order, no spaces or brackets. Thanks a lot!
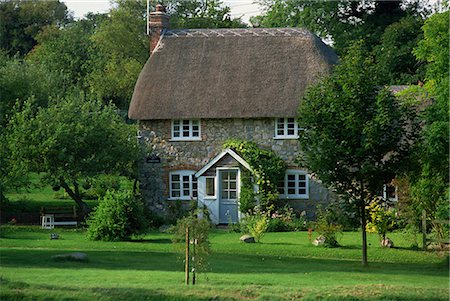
138,118,334,217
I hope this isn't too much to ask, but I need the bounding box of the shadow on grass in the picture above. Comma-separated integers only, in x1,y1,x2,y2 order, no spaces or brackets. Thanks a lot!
2,276,449,301
1,248,448,278
127,238,172,244
1,278,237,301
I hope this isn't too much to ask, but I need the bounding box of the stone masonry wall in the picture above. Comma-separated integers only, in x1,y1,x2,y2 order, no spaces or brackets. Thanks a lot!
138,118,334,218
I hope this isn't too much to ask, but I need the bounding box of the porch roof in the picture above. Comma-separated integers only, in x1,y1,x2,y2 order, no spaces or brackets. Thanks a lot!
195,148,251,178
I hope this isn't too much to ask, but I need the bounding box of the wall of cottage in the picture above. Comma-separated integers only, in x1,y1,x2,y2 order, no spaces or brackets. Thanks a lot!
138,118,334,218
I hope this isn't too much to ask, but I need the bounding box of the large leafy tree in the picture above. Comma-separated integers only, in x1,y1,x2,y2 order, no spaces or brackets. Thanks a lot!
410,10,449,223
168,0,244,29
0,0,71,57
298,42,414,265
26,18,101,92
373,15,425,85
0,53,61,127
4,93,138,216
253,0,428,55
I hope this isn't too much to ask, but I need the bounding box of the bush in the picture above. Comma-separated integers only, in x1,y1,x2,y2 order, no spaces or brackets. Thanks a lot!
266,206,307,232
241,208,269,242
366,200,397,241
87,190,148,241
314,207,343,247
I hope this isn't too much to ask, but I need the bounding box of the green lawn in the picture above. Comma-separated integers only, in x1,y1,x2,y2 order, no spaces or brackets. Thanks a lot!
0,226,448,300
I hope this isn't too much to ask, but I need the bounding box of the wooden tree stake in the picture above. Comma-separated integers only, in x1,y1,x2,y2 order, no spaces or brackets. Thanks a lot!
185,225,189,285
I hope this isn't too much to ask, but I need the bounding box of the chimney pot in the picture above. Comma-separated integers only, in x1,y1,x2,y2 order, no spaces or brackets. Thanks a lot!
149,4,169,55
155,4,166,13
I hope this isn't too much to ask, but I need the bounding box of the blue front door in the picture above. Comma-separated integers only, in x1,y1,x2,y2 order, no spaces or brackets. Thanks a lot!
219,170,238,224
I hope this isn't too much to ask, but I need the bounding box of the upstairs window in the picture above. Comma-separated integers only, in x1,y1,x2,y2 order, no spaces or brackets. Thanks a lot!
169,170,197,200
278,170,309,199
171,120,201,141
275,118,300,139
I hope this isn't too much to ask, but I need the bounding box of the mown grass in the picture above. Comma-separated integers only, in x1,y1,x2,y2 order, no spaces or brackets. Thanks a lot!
1,226,448,300
5,173,98,214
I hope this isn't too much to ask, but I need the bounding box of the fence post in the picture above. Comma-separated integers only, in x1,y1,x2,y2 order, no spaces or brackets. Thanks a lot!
422,210,427,251
185,225,189,285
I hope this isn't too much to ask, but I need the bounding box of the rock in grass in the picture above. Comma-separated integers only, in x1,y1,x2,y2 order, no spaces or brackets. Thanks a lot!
240,235,255,243
381,237,394,248
312,235,326,246
52,252,88,262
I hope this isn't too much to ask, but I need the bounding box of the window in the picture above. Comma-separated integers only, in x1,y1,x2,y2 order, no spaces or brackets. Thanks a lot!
171,120,201,141
383,184,398,202
274,118,301,139
169,171,197,200
278,170,309,199
205,177,215,197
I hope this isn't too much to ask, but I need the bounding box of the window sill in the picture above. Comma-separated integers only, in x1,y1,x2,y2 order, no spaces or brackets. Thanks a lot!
279,195,309,200
273,136,299,140
203,196,216,200
170,138,202,142
168,197,197,201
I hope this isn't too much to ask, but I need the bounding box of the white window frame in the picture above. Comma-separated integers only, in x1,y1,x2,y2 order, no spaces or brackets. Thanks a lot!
204,176,216,199
169,170,198,200
274,118,301,139
278,170,309,199
171,119,201,141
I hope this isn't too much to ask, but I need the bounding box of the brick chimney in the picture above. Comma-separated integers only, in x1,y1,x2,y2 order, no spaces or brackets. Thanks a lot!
149,4,169,55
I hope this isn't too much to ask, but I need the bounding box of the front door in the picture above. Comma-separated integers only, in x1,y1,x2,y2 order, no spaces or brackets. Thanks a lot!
219,170,239,224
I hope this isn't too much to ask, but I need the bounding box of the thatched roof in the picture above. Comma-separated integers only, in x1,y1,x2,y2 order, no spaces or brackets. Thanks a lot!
129,28,338,120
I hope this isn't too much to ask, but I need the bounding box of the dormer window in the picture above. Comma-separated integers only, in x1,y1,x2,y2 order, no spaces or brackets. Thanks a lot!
274,118,300,139
171,120,201,141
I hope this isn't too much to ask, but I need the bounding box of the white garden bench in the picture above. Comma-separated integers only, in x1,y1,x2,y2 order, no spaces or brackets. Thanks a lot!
40,206,78,229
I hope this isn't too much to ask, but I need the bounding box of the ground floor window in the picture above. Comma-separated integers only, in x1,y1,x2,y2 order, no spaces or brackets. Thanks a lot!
277,170,309,199
169,170,197,200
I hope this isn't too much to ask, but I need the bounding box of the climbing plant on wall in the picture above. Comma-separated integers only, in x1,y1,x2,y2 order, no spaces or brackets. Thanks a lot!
223,140,286,213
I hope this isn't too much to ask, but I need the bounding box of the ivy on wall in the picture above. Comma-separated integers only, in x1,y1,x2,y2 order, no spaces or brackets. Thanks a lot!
223,140,286,213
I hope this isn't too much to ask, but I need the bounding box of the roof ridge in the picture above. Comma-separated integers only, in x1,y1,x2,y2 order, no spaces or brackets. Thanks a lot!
165,27,314,38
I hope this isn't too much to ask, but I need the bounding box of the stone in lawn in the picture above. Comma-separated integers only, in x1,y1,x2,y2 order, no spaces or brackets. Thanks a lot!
381,237,394,248
240,235,255,243
52,252,88,262
312,235,326,246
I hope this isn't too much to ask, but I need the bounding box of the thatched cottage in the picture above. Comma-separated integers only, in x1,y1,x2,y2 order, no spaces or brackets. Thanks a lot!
128,5,339,224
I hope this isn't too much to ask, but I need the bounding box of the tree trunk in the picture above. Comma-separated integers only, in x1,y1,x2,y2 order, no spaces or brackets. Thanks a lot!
59,177,90,219
360,181,368,266
133,178,138,195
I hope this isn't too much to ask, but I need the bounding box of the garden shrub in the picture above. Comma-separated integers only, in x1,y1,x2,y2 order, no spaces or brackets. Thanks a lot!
267,206,307,232
87,190,148,241
241,208,269,242
314,206,343,247
366,200,397,241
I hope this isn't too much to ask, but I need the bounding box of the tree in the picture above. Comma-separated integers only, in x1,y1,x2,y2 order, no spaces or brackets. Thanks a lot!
373,16,425,85
0,53,61,127
5,93,138,216
253,0,429,54
168,0,245,29
26,20,97,93
297,42,413,265
88,1,148,109
410,10,449,225
0,0,71,57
